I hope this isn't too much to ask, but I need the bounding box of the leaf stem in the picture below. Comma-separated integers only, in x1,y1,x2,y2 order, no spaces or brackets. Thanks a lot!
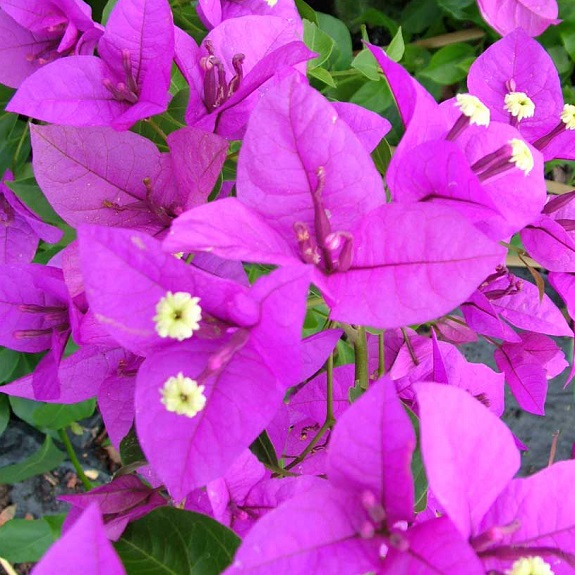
402,327,419,366
377,331,385,379
58,428,93,491
354,326,369,390
413,28,485,49
284,350,336,471
12,122,29,173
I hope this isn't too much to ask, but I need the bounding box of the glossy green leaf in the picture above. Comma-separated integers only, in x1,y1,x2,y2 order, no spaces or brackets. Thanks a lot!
115,508,240,575
351,49,380,81
437,0,474,19
0,436,65,484
295,0,317,24
317,12,353,70
120,426,146,466
250,430,279,468
371,138,392,176
0,347,20,383
6,177,63,226
308,66,336,87
0,515,64,563
0,395,9,438
0,114,29,175
303,20,335,69
101,0,119,24
386,26,404,62
418,43,476,85
32,398,96,430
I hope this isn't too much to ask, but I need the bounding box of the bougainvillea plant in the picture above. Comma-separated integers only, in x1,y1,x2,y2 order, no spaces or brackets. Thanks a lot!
1,0,575,573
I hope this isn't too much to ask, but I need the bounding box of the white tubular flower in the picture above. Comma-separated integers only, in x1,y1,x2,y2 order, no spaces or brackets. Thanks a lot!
154,291,202,341
505,556,554,575
504,91,535,122
509,138,534,176
561,104,575,130
455,93,491,127
160,372,207,418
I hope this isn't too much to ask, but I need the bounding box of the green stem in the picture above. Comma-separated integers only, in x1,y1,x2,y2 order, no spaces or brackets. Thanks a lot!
12,122,30,173
402,327,419,366
284,420,331,471
354,325,369,390
58,428,93,491
284,351,336,471
377,331,385,379
326,351,335,423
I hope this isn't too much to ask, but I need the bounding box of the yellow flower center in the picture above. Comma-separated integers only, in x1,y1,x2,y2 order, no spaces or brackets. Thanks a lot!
154,291,202,341
504,91,535,122
160,372,207,418
561,104,575,130
455,94,490,127
509,138,534,176
506,556,554,575
265,0,278,6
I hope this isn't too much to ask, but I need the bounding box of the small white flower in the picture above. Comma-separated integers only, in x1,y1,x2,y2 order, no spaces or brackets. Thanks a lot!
455,93,490,127
561,103,575,130
504,91,535,122
160,372,207,418
154,291,202,341
509,138,534,176
505,556,554,575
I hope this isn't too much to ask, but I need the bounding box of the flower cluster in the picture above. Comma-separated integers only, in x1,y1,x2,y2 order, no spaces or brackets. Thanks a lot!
0,0,574,574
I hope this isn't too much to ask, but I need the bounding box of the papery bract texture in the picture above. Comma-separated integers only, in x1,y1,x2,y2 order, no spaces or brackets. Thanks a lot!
382,517,486,575
237,73,386,239
478,460,575,569
328,376,415,526
31,504,126,575
223,485,379,575
322,202,505,328
477,0,560,37
60,475,165,540
417,383,520,539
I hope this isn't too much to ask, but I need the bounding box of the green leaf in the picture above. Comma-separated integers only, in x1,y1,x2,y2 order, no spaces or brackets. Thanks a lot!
316,12,353,71
350,79,394,114
0,395,9,438
295,0,317,24
0,436,65,484
401,0,442,34
418,43,476,85
303,20,335,69
386,26,404,62
250,431,279,468
351,49,380,81
308,66,336,87
133,89,189,148
6,177,64,226
120,426,146,466
115,508,240,575
352,8,399,37
0,516,64,563
101,0,119,24
406,407,428,512
0,85,14,109
348,386,365,403
371,138,392,176
32,398,96,430
437,0,474,19
0,347,20,383
0,114,30,175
